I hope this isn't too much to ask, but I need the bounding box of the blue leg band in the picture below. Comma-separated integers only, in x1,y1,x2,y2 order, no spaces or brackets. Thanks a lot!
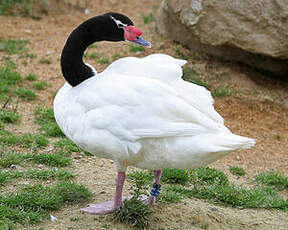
150,183,161,197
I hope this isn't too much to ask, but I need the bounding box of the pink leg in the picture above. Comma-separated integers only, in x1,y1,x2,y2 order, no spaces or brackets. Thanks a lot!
148,170,162,205
81,171,126,215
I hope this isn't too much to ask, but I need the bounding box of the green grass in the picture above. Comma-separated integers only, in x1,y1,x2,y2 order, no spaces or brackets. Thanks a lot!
0,129,49,149
0,182,91,227
229,166,246,176
161,168,189,185
25,73,37,81
127,170,153,197
142,13,155,24
32,81,49,90
96,58,110,64
182,67,210,88
14,87,36,101
38,58,51,64
0,152,71,168
113,197,151,230
190,167,229,186
129,44,145,53
0,110,20,123
34,105,64,137
54,138,81,155
0,38,29,54
19,53,37,59
212,87,233,97
84,52,101,59
159,188,183,204
255,171,288,190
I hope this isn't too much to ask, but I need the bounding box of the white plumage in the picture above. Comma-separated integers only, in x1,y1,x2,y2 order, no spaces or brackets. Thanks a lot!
54,54,255,171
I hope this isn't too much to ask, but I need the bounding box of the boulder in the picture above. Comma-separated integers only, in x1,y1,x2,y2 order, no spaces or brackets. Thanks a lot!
157,0,288,78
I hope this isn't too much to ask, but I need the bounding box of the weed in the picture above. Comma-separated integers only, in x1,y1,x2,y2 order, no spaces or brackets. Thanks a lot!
174,46,187,59
161,168,189,185
112,53,123,60
0,38,29,54
129,44,145,53
113,197,151,230
39,58,51,64
96,58,110,64
88,43,98,49
159,189,183,203
14,87,36,101
212,87,233,97
19,53,37,59
275,133,281,140
229,166,246,176
25,73,37,81
142,13,155,24
254,171,288,190
32,81,49,90
84,52,101,59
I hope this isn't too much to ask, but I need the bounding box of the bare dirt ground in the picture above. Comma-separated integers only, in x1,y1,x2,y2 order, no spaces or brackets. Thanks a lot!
0,0,287,229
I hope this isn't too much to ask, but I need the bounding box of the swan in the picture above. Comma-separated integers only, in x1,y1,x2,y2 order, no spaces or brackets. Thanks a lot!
54,12,255,215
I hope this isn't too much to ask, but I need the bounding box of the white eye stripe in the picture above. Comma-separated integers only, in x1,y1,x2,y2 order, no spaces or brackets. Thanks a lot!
110,16,127,29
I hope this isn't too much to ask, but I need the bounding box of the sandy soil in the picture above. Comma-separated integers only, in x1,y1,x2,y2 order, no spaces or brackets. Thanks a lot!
0,0,287,229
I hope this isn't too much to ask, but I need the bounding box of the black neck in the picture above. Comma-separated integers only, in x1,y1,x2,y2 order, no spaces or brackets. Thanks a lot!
60,14,125,87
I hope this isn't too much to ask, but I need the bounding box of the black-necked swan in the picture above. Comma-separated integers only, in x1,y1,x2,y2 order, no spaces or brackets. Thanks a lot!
54,12,255,215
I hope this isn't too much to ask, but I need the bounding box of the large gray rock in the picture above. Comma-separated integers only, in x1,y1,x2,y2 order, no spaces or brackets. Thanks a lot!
157,0,288,78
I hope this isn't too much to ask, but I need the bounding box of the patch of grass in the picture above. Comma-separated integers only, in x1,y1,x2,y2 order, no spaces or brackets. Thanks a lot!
27,153,72,167
113,197,151,230
14,87,36,101
38,58,51,64
161,168,189,185
254,171,288,190
190,167,229,186
54,181,91,203
174,46,187,59
229,166,246,176
96,58,110,64
32,81,49,90
0,182,91,227
54,138,81,155
0,111,20,123
19,53,37,59
88,43,98,49
0,129,49,149
129,44,145,53
159,189,183,204
0,152,25,168
0,38,29,54
212,87,233,97
84,52,101,59
34,105,64,137
25,73,36,81
142,13,155,24
182,67,210,88
112,53,123,60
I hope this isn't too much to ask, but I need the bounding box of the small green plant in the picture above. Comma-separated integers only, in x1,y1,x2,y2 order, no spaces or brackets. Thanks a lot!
255,171,288,190
25,73,37,81
96,58,110,64
113,197,151,230
129,44,145,53
190,167,229,186
84,52,101,59
275,133,281,140
32,81,49,90
15,87,36,101
161,168,189,185
142,13,155,24
39,58,51,64
229,166,246,176
19,53,37,59
27,153,72,167
112,53,122,60
0,151,25,168
0,38,29,54
159,189,183,203
212,87,233,97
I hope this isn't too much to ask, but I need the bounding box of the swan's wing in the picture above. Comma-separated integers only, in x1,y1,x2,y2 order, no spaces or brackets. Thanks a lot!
104,54,223,124
75,74,229,155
